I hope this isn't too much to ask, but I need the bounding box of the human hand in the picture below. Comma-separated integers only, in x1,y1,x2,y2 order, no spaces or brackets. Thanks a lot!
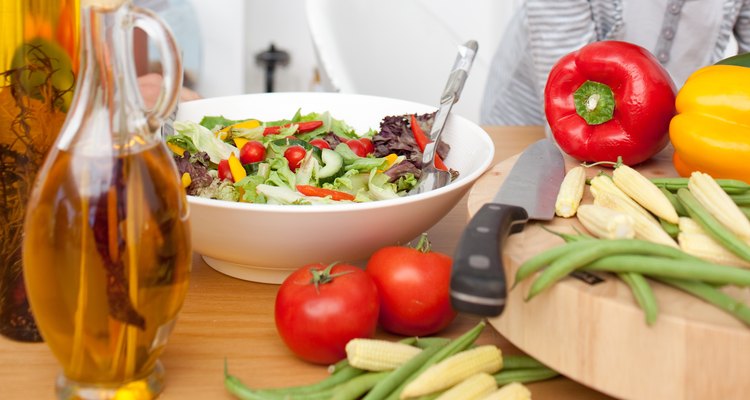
137,72,201,108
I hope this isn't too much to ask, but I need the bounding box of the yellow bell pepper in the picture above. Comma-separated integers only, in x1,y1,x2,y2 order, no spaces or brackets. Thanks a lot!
217,119,261,141
669,65,750,183
227,153,246,182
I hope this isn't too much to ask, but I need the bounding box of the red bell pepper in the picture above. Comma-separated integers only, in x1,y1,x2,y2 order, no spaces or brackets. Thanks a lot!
296,185,355,201
263,120,323,136
544,40,677,166
410,114,448,171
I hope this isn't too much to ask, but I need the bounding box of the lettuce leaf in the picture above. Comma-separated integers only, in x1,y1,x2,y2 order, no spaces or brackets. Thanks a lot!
174,120,238,164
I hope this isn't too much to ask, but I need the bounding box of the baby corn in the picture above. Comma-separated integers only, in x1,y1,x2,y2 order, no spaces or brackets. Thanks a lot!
555,166,586,218
480,382,532,400
589,174,655,222
592,190,678,247
577,204,636,239
612,164,679,224
345,339,422,371
678,217,750,268
400,345,503,399
434,372,497,400
688,171,750,242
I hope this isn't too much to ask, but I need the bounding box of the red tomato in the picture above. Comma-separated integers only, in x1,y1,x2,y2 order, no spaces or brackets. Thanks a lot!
309,138,331,150
359,137,374,155
217,159,232,181
284,145,306,171
274,263,380,364
345,139,367,157
365,234,456,336
239,140,266,164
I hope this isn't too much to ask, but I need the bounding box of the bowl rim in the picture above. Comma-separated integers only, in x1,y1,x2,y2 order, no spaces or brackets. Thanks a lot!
178,92,496,213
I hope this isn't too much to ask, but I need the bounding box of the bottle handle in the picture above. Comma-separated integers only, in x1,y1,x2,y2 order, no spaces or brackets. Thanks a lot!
130,4,183,131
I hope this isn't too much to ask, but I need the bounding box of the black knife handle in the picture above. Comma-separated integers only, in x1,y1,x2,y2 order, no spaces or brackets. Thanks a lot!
450,203,529,316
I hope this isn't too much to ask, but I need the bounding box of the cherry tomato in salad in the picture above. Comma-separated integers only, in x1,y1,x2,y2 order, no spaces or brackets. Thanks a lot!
309,138,331,150
239,140,266,164
345,139,367,157
365,234,456,336
275,263,380,364
359,137,374,155
284,145,306,172
217,159,232,181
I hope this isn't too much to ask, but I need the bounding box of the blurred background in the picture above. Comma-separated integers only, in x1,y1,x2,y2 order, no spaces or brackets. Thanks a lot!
137,0,524,123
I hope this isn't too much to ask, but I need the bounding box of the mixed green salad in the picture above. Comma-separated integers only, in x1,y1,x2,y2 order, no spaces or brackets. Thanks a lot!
167,109,456,204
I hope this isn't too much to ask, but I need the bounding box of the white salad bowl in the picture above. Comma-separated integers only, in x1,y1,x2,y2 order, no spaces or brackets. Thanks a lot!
175,92,494,284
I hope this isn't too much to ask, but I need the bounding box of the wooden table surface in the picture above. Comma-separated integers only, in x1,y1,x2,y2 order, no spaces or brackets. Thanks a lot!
0,126,614,399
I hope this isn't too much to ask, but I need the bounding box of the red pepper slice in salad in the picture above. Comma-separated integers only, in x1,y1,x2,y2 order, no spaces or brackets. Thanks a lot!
296,185,355,201
410,114,448,171
263,120,324,136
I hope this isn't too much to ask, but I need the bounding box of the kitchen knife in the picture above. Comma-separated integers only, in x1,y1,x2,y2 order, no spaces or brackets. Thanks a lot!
450,138,565,316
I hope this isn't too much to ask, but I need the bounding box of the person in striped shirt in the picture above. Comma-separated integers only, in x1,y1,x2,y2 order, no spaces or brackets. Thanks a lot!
480,0,750,127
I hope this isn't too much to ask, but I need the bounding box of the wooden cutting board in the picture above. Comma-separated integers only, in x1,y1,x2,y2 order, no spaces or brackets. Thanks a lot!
467,146,750,400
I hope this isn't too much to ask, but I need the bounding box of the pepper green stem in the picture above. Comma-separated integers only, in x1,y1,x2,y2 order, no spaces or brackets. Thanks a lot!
573,80,615,125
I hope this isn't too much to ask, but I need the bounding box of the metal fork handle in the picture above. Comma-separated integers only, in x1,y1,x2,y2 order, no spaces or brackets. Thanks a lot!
440,40,478,106
422,40,479,166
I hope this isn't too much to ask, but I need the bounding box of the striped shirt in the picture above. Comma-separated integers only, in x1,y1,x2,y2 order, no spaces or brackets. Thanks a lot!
480,0,750,126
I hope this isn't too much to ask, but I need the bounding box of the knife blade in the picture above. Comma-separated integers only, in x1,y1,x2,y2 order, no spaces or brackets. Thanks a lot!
450,138,565,316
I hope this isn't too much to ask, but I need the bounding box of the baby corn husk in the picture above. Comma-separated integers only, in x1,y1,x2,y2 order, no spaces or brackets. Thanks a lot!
479,382,532,400
592,190,678,247
346,338,422,371
678,217,750,268
612,164,680,224
555,166,586,218
576,204,636,239
434,372,497,400
688,171,750,242
400,345,503,399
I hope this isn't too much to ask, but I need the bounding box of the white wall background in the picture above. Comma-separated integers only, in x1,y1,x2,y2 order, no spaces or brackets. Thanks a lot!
181,0,523,121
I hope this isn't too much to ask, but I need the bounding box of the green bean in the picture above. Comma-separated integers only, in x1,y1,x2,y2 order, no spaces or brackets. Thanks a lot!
514,240,594,288
225,372,276,400
618,272,659,325
659,217,680,239
731,193,750,206
526,239,701,299
255,336,423,397
584,255,750,286
254,362,364,397
331,371,390,400
328,358,350,374
225,362,336,400
540,225,595,243
650,177,750,194
659,186,688,217
677,188,750,262
502,355,549,370
413,337,450,349
493,367,560,386
378,321,486,400
655,277,750,327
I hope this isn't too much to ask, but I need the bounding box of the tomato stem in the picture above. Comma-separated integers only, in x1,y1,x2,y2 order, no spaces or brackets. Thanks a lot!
414,233,432,253
309,262,353,293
